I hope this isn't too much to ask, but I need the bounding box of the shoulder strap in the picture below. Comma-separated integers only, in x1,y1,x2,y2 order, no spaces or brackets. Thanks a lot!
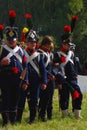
59,50,74,66
58,50,74,77
27,52,41,76
27,52,40,62
38,49,50,67
3,45,22,63
45,52,51,67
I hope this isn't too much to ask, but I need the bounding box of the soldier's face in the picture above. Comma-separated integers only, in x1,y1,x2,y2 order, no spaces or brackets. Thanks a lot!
45,43,53,52
49,43,54,52
27,41,36,50
6,39,17,47
62,43,71,51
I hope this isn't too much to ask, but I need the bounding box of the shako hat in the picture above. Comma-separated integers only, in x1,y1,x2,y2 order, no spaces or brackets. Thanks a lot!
5,10,18,41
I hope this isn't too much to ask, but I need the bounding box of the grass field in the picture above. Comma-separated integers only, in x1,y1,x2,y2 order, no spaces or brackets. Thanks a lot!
0,89,87,130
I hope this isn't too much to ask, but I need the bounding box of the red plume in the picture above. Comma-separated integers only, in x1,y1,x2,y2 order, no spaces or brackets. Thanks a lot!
71,15,78,32
25,13,32,19
64,25,71,32
25,13,33,29
9,10,16,18
72,15,78,21
0,25,4,30
8,10,16,27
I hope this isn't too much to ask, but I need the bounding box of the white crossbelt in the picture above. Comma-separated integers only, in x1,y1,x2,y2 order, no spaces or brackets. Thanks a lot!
38,49,50,67
3,45,22,63
57,50,74,77
59,50,74,66
26,51,40,76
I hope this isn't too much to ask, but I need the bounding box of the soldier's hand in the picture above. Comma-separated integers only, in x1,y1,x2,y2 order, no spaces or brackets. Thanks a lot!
51,76,56,81
22,83,28,91
48,75,56,81
0,57,11,65
41,84,47,90
57,84,62,90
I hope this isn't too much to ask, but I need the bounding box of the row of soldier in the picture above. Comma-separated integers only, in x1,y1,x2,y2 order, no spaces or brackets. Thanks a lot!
0,10,83,127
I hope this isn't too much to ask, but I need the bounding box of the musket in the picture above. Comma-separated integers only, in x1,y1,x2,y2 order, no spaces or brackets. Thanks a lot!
20,68,26,80
19,68,27,87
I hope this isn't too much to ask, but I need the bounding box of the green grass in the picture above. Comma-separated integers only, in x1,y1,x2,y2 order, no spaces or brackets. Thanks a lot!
0,90,87,130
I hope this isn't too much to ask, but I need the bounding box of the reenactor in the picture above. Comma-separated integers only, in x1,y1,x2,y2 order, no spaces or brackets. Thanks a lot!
16,27,29,123
0,24,4,113
0,10,28,126
53,24,83,119
16,13,40,123
17,29,47,124
16,28,35,123
38,36,55,121
46,42,56,120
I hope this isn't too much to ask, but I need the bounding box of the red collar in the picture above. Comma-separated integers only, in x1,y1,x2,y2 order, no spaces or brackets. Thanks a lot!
39,45,48,52
26,48,36,54
60,47,68,54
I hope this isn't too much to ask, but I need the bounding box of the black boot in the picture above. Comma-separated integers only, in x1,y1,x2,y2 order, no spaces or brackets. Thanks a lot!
47,109,52,120
16,109,23,123
29,109,36,124
38,109,47,122
1,112,9,127
29,118,35,125
29,113,35,124
9,112,16,125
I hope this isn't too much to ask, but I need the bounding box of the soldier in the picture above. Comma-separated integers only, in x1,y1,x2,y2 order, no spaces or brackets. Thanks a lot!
16,27,29,123
0,24,4,113
0,10,28,126
38,36,55,121
46,42,56,120
53,25,83,119
16,29,40,124
24,30,47,124
16,13,39,123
